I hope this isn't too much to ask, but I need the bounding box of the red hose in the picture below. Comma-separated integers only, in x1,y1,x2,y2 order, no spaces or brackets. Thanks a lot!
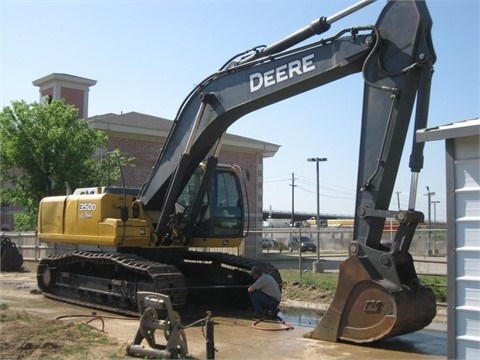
55,313,139,332
252,317,294,331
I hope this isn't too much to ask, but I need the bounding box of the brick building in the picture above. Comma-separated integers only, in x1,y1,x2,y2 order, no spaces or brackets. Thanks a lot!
1,73,279,258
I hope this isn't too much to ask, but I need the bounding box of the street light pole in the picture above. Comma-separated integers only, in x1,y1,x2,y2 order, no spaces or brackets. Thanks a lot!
432,200,440,254
307,157,327,273
425,186,435,256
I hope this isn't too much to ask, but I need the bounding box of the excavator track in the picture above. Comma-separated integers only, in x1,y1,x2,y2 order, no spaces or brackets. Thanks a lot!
124,248,282,310
37,251,187,315
37,250,282,314
40,292,140,318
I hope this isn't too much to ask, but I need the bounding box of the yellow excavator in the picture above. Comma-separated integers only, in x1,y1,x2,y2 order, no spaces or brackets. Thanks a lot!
37,0,437,343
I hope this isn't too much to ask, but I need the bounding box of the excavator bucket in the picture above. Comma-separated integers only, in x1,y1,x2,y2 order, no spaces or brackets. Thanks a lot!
0,236,24,272
305,242,436,343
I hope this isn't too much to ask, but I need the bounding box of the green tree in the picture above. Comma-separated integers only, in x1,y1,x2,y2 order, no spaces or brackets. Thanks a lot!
0,99,129,230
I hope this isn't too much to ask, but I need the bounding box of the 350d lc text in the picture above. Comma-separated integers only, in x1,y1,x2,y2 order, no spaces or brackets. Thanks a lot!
79,202,97,211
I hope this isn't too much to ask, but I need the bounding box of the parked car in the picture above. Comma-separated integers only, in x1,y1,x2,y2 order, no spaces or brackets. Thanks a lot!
288,236,317,252
262,238,274,249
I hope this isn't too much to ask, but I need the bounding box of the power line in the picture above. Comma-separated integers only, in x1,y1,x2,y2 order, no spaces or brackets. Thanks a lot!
296,185,354,200
264,178,290,184
264,173,292,180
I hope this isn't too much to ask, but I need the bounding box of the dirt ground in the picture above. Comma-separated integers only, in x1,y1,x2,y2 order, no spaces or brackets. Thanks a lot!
0,262,445,360
0,262,333,360
0,262,133,359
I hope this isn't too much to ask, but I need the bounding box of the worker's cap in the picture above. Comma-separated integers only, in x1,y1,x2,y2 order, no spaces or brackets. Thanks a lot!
249,266,263,276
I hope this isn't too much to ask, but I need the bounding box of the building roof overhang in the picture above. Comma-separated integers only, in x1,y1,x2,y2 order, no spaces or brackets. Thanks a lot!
416,118,480,143
87,111,280,157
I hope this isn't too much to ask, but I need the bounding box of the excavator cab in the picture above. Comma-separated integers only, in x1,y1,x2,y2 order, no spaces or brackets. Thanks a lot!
166,163,246,247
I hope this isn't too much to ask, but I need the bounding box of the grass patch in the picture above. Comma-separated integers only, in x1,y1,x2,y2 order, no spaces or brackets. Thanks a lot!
280,269,338,292
279,269,338,302
279,269,447,303
0,309,32,322
75,323,110,344
0,308,121,359
419,275,447,302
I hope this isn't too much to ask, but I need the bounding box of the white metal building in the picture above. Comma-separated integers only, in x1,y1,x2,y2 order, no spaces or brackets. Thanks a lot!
417,118,480,360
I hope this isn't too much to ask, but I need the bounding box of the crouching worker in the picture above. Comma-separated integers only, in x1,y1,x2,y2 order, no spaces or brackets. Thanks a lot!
248,266,281,318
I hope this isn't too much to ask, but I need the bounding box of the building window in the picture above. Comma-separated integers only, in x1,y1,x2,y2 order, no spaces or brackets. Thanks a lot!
1,202,10,213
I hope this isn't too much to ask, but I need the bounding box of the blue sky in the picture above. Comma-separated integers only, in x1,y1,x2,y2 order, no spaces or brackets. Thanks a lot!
1,0,479,222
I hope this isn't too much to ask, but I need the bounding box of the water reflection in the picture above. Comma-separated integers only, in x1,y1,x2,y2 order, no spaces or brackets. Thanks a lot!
279,307,324,327
277,307,446,357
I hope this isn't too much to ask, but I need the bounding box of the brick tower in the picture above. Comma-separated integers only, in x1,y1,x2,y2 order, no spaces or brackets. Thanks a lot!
32,73,97,118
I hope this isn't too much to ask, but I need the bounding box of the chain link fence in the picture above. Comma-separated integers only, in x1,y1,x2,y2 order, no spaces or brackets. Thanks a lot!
260,227,447,276
2,229,447,276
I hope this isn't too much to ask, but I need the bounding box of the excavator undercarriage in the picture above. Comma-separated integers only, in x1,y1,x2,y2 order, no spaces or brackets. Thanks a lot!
37,250,281,316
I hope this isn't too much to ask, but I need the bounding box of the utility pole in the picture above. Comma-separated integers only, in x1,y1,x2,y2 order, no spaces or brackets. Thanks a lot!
431,200,440,227
290,173,296,227
307,157,327,273
425,186,435,256
432,200,440,254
